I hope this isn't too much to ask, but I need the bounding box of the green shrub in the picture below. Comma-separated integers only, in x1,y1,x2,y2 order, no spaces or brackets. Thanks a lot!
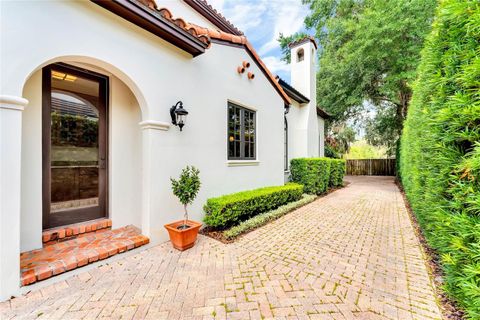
325,145,340,159
290,158,345,194
329,159,346,187
400,1,480,317
203,183,304,229
223,194,316,240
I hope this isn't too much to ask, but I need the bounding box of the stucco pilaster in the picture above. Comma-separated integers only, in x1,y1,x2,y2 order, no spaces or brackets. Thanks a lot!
0,95,28,301
139,120,170,243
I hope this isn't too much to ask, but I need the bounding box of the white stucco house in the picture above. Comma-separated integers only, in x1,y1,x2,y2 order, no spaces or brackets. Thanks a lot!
0,0,327,300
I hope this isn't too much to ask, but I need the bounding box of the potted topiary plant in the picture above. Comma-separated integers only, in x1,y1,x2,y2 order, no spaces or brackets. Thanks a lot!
164,166,202,251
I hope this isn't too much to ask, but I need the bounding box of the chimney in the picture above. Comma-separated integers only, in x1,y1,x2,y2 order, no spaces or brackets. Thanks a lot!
289,36,317,102
288,36,320,158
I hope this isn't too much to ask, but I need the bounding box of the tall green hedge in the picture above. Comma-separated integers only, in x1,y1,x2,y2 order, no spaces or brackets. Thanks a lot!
203,183,303,229
400,1,480,317
290,158,346,194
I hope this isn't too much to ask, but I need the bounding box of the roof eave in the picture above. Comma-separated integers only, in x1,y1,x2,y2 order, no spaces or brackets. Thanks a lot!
183,0,243,36
316,107,331,119
277,78,309,104
91,0,209,57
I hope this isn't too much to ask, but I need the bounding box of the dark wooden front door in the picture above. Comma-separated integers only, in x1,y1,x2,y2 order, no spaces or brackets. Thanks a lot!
42,63,108,229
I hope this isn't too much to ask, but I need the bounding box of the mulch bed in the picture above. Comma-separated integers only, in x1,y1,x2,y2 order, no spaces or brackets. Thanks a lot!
395,179,465,320
200,182,349,244
199,228,233,244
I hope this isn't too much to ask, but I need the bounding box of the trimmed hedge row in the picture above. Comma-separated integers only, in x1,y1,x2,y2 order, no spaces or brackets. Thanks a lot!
329,159,346,187
400,1,480,318
203,183,304,228
290,158,346,194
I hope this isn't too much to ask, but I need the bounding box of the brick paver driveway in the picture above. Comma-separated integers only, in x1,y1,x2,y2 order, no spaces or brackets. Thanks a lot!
1,176,442,319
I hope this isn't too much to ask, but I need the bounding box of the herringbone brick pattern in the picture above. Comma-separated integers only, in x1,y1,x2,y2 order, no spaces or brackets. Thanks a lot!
0,176,442,319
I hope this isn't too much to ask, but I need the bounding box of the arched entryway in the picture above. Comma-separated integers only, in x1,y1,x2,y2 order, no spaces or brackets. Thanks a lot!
20,57,145,252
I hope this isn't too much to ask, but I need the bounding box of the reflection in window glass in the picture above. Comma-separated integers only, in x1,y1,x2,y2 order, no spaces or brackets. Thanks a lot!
227,103,256,160
50,70,101,213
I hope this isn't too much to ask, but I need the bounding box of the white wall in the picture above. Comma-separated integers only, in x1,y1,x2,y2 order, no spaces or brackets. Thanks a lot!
20,71,42,252
3,0,285,251
286,100,307,164
142,43,284,242
318,116,325,157
109,77,142,230
287,40,321,160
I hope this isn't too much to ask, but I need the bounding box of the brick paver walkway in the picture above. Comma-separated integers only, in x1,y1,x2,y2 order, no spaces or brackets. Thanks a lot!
0,176,442,319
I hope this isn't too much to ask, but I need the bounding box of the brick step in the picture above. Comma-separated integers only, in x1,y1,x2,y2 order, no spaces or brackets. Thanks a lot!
21,225,149,286
42,218,112,245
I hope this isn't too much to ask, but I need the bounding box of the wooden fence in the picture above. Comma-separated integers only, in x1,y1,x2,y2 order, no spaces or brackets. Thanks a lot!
346,159,396,176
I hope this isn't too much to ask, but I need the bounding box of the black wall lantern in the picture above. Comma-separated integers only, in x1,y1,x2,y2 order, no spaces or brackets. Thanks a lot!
170,101,189,131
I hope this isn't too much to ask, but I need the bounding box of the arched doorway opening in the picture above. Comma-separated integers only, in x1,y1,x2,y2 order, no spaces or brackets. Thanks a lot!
21,58,145,252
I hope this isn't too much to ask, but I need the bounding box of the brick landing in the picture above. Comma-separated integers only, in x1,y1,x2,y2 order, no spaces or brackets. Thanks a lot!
20,225,149,286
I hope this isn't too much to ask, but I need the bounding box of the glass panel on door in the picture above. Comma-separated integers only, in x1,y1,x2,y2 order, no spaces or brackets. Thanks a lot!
50,69,100,214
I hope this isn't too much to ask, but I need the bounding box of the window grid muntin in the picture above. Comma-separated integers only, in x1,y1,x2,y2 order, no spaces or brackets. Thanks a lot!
228,103,256,160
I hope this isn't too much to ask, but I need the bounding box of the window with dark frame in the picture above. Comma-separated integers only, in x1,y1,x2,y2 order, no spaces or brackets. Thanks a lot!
228,103,256,160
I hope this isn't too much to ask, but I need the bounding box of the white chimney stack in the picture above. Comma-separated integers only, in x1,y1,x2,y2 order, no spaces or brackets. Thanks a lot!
289,37,317,102
288,37,320,157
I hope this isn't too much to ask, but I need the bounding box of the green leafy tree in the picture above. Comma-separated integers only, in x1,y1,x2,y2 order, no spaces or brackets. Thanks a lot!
326,125,356,156
280,0,437,153
170,166,201,228
364,105,401,156
344,140,387,159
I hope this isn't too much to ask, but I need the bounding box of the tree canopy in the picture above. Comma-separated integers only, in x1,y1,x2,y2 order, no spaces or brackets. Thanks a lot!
280,0,437,154
344,140,386,159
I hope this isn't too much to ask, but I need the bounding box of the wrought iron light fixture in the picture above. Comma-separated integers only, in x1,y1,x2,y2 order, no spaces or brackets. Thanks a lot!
170,101,189,131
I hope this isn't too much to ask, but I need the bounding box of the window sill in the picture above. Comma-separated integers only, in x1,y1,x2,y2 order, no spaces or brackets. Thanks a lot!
227,160,260,167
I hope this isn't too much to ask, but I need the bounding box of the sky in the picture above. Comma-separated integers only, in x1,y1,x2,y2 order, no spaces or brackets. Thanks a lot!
207,0,312,82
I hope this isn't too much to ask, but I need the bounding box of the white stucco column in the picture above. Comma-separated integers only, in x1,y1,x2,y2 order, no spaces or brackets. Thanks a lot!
0,95,28,301
139,120,170,243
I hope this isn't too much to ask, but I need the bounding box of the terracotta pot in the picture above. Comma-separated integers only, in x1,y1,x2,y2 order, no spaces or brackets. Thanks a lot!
164,220,202,251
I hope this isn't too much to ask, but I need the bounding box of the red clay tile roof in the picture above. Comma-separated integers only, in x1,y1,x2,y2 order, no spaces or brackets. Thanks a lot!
136,0,211,46
288,36,318,50
136,0,290,104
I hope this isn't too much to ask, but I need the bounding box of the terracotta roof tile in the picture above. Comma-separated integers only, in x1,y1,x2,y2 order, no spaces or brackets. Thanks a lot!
288,36,318,50
136,0,212,46
196,0,242,35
